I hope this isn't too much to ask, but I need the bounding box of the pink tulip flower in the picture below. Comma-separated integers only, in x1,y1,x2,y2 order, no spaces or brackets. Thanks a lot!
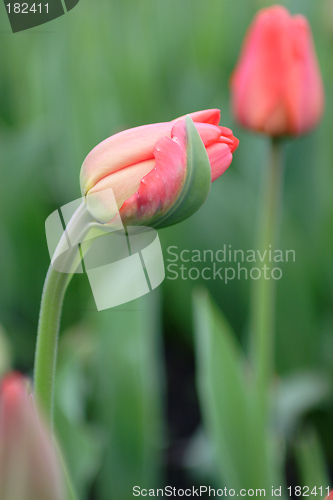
0,373,63,500
230,5,324,136
80,110,238,227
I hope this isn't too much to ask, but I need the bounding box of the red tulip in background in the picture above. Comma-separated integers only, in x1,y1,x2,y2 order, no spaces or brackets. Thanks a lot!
80,109,238,226
231,5,324,136
0,373,63,500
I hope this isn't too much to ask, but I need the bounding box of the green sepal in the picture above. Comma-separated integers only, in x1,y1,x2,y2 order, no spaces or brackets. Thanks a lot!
153,115,212,229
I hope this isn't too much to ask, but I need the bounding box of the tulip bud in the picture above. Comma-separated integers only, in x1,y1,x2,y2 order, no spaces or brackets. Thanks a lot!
0,373,64,500
80,109,238,227
231,5,324,136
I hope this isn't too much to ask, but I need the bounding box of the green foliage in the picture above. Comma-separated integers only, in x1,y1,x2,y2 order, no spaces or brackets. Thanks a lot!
294,426,331,499
0,324,11,377
194,289,331,495
194,289,278,492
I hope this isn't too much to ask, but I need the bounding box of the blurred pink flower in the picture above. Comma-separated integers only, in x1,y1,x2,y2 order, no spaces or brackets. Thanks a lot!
0,372,63,500
231,5,324,136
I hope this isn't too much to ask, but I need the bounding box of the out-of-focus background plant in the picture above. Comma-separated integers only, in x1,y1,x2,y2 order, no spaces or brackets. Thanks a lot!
1,0,333,499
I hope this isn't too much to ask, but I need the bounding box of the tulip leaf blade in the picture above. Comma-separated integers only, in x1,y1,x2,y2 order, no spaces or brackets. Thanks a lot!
154,115,211,229
193,288,275,491
294,426,331,498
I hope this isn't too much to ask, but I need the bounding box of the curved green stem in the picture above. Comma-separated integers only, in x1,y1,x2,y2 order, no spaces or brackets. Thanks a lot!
249,137,285,415
34,202,92,424
34,265,70,422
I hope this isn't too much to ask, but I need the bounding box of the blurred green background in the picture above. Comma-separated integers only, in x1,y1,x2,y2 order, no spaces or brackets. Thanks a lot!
1,0,333,498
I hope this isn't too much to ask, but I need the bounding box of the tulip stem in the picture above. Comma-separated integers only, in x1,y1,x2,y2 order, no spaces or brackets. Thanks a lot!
249,137,285,416
34,265,69,421
34,202,91,425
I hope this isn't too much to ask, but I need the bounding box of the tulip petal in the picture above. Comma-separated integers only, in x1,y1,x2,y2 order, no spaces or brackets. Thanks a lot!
119,116,212,228
80,122,172,195
86,159,155,222
193,123,223,148
81,109,222,195
206,143,233,182
286,15,324,134
118,132,186,227
175,109,221,126
0,373,64,500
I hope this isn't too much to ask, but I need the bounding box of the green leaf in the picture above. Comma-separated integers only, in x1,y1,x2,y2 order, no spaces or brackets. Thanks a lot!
294,426,331,499
193,288,275,491
0,323,11,377
155,115,212,229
